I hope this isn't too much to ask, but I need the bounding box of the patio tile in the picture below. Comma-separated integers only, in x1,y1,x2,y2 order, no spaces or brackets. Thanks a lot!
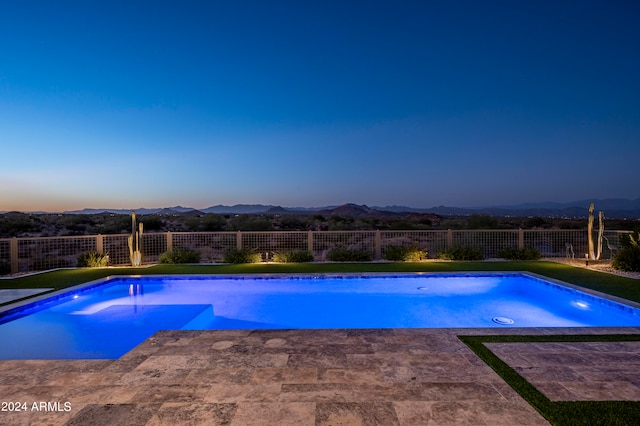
204,383,282,403
555,380,640,401
487,340,640,401
230,402,316,426
252,367,318,384
145,402,237,426
6,328,639,424
185,367,255,385
316,401,399,425
394,401,489,425
65,403,161,425
129,384,211,404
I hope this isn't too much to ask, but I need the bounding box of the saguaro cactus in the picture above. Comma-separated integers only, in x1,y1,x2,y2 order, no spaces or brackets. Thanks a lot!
128,211,144,266
587,203,604,261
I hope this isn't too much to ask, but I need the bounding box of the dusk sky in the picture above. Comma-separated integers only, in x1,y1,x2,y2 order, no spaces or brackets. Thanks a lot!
1,0,639,212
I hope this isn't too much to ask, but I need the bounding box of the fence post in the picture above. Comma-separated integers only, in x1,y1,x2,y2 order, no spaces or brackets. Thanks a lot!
307,230,313,253
375,230,381,259
10,237,18,274
447,229,453,248
96,234,104,254
236,231,242,250
166,232,173,252
518,229,524,249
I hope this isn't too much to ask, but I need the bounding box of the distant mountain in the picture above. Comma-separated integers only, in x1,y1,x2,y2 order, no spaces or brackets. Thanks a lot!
416,198,640,218
5,198,639,218
492,198,640,211
63,206,199,215
156,207,204,216
202,204,279,214
315,203,400,217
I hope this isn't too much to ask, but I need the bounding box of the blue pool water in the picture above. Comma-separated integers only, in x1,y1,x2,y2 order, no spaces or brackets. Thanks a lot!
1,273,639,360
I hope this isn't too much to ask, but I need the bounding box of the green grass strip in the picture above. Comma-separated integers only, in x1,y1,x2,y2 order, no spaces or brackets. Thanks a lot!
459,334,640,425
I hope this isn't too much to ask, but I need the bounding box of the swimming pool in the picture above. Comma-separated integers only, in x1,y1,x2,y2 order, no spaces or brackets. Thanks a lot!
1,273,639,360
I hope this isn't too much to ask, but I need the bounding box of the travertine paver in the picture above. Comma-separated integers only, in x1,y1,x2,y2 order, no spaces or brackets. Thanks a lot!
5,328,638,425
487,340,640,401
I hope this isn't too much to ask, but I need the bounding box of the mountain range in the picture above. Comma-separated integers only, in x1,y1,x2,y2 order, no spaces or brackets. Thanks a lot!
39,198,640,219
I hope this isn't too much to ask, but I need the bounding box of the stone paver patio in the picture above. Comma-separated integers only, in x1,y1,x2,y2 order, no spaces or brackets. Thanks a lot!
0,327,639,425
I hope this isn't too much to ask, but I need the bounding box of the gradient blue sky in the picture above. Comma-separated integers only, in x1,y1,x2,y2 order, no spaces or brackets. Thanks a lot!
1,0,639,212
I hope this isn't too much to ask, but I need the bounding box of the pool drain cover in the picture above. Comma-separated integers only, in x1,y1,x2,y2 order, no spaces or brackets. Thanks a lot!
492,316,515,325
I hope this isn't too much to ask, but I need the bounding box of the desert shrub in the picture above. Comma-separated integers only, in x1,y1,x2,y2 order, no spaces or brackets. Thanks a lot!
383,245,426,261
327,247,372,262
496,246,541,260
437,246,483,261
77,251,110,267
612,246,640,272
619,232,640,249
272,250,314,263
159,247,201,264
612,234,640,272
223,248,262,264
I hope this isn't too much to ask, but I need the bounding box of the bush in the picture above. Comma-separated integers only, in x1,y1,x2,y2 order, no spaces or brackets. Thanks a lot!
327,247,372,262
437,246,483,261
496,246,541,260
272,250,314,263
77,250,110,267
159,247,201,264
383,245,426,261
612,246,640,272
223,248,262,264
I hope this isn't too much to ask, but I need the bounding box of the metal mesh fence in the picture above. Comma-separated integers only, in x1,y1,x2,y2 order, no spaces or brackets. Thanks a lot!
102,234,130,266
451,230,520,258
600,230,628,260
242,231,309,260
0,229,633,275
141,233,168,264
380,231,448,259
0,239,11,275
171,232,237,262
17,236,97,273
523,230,586,258
312,231,377,260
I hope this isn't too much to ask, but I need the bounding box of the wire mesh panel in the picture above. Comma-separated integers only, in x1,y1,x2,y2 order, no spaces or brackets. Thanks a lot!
601,230,633,260
171,232,237,262
140,233,167,264
242,232,309,259
312,231,376,260
17,236,98,273
102,234,131,266
0,239,11,274
380,231,448,259
1,229,635,275
451,230,520,258
524,230,587,258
